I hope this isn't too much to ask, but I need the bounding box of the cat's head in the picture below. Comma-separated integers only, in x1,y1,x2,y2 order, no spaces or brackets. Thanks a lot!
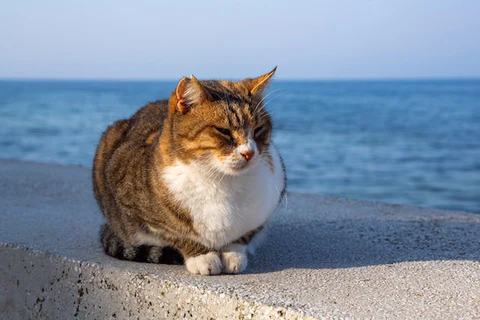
167,68,276,176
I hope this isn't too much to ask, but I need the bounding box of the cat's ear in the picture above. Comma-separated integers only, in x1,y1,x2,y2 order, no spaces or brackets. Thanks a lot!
241,67,277,96
175,75,212,114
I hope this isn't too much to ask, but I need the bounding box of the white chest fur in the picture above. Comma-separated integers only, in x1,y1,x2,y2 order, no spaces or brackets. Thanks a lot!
162,145,285,250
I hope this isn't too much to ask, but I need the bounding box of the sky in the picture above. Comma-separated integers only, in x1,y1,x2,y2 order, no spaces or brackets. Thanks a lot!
1,1,479,80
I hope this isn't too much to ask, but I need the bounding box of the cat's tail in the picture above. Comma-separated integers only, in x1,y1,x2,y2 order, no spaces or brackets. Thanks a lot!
100,224,183,264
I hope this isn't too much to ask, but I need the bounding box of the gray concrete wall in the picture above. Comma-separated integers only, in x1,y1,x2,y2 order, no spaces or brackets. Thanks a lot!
1,159,479,319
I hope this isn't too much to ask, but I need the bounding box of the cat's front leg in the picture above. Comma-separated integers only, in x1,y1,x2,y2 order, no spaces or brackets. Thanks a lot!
221,225,265,274
175,240,222,275
221,243,248,274
185,252,223,275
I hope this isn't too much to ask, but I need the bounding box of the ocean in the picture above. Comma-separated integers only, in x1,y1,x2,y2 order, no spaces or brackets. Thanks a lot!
0,79,479,213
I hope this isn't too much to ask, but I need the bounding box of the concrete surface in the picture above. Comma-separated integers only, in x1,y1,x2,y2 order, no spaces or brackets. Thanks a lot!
0,159,479,319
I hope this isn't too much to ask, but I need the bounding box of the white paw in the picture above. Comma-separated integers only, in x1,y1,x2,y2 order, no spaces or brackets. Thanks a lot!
221,251,248,274
185,252,222,275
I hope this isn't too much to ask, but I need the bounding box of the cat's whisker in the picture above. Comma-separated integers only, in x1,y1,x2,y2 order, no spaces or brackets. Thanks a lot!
261,93,283,111
210,166,224,185
205,161,226,186
202,166,216,180
203,162,221,182
258,160,287,209
254,94,283,122
253,89,282,114
214,169,227,186
258,112,274,121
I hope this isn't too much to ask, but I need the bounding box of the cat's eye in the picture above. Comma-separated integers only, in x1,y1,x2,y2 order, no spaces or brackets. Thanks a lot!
214,127,232,137
254,125,264,137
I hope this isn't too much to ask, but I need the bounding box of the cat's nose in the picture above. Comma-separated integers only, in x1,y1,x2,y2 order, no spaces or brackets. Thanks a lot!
240,150,255,161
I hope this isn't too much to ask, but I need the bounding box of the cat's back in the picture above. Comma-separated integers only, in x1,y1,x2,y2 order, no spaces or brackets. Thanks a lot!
93,99,169,205
126,99,169,143
94,99,169,161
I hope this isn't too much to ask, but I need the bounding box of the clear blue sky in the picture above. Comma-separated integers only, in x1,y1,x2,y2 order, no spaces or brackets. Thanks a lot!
1,1,479,80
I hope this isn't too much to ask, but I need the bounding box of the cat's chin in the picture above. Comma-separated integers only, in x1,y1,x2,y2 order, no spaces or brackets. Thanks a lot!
223,167,250,176
217,162,256,176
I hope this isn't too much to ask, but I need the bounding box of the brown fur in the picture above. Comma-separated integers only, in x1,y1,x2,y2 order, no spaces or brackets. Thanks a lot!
92,68,284,271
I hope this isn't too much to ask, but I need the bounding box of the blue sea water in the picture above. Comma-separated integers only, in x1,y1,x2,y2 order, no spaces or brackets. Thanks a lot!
0,79,479,213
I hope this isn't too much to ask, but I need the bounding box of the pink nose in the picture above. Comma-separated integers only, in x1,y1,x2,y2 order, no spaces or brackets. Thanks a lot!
240,150,255,161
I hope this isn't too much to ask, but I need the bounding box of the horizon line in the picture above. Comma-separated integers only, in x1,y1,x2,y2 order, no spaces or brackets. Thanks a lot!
1,76,480,82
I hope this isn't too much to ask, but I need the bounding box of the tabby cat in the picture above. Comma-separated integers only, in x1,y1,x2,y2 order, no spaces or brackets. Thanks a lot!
93,68,286,275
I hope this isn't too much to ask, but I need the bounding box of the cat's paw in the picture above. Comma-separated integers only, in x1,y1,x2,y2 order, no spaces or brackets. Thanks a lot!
185,252,222,276
221,250,248,274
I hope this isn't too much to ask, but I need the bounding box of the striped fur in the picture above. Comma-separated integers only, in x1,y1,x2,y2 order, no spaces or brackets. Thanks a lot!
100,224,183,264
93,68,286,275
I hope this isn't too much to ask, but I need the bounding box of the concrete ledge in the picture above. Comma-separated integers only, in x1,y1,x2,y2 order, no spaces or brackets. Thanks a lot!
1,159,479,319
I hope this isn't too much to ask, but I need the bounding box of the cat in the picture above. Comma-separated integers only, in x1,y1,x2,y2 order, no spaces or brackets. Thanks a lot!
92,68,286,275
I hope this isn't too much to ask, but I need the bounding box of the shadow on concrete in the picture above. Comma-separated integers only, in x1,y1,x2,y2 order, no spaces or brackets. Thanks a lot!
247,219,480,273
